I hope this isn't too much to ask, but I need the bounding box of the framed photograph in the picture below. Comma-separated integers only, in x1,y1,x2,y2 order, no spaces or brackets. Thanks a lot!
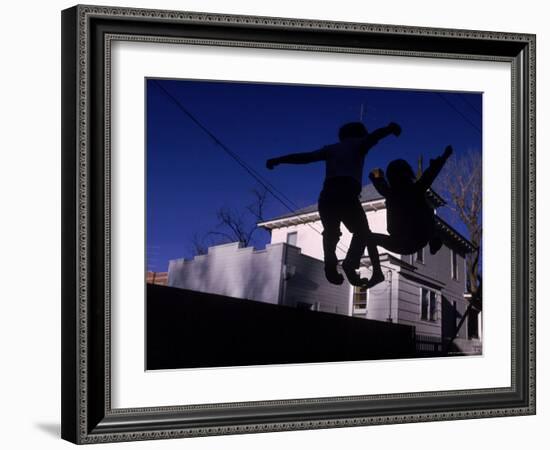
61,4,536,444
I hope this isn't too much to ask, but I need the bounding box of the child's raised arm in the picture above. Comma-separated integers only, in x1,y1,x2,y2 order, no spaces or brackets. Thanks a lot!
364,122,401,147
360,122,401,155
417,145,453,191
369,168,391,197
266,148,327,170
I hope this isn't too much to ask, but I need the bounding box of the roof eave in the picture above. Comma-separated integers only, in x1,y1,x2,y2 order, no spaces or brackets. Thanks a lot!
258,198,386,230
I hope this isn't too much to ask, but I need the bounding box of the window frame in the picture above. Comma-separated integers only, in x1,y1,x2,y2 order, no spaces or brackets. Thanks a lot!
415,246,425,264
286,231,298,247
352,285,368,316
451,249,459,281
420,286,439,322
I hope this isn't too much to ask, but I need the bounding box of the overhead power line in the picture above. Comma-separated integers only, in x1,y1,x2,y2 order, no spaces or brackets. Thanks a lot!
151,79,351,255
435,92,482,134
457,93,482,116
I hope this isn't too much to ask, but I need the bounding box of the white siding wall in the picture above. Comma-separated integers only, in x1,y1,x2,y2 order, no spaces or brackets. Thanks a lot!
168,242,284,304
360,262,400,323
167,242,350,312
270,208,392,262
397,276,441,337
397,244,468,340
406,243,465,293
283,245,350,314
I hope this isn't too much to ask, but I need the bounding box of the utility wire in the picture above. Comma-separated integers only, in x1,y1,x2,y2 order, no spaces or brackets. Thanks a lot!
457,93,482,116
435,92,482,134
151,79,351,255
153,80,294,210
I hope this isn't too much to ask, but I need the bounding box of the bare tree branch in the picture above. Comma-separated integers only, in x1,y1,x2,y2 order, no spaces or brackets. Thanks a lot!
189,186,270,256
434,149,482,302
246,187,268,222
190,232,209,256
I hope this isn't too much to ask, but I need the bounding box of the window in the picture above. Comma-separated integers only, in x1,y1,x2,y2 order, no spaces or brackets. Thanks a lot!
451,249,458,280
353,285,368,315
415,247,425,263
420,288,438,321
286,231,298,246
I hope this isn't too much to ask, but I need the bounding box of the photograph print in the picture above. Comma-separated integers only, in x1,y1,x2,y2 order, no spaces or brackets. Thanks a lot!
145,78,483,370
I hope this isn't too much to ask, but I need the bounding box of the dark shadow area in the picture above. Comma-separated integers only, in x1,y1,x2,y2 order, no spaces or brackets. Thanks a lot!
146,284,416,370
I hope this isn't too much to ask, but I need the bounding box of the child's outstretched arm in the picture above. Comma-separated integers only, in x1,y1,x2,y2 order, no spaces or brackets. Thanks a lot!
266,148,326,170
362,122,401,154
369,168,391,197
417,145,453,191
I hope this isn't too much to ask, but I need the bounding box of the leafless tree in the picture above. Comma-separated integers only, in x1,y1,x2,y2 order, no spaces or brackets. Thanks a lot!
435,149,482,303
189,186,269,256
245,187,268,224
189,232,209,256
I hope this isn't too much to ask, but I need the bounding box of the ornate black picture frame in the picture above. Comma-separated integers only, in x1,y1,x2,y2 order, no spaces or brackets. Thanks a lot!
61,4,536,444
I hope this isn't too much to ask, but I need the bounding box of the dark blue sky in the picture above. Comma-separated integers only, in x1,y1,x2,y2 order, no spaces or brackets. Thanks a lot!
146,78,482,272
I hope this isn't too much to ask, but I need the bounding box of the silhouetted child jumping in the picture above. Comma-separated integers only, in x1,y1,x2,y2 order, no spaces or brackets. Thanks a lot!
266,121,401,287
368,145,453,256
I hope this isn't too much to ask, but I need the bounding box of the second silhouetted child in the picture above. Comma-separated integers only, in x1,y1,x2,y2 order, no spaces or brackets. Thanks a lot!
368,145,453,256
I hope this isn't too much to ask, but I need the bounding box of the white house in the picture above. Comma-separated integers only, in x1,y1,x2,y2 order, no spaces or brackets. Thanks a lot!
168,183,481,355
257,184,481,355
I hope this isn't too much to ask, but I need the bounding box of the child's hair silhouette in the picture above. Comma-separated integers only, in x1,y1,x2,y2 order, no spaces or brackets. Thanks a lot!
338,122,368,141
386,159,416,189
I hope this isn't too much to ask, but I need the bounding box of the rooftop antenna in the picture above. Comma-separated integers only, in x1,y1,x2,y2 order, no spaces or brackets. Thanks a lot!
417,154,424,179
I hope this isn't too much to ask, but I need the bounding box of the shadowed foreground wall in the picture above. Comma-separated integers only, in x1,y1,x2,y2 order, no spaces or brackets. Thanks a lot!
147,284,416,370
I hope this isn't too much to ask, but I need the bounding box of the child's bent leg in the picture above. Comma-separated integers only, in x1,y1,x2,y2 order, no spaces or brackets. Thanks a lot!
341,200,379,287
364,238,385,289
341,226,368,286
322,228,344,285
318,200,344,285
